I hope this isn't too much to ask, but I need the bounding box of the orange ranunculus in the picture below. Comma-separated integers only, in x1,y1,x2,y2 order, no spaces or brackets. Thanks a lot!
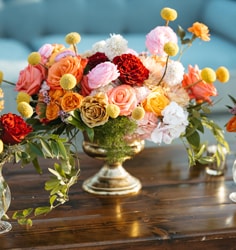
61,92,84,112
46,102,60,121
226,116,236,132
142,86,170,116
188,22,210,41
47,56,87,90
49,89,65,105
107,84,137,116
182,65,217,103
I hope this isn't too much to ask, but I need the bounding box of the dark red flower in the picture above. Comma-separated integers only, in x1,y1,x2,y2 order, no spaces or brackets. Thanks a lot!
112,53,149,86
87,52,109,70
0,113,33,145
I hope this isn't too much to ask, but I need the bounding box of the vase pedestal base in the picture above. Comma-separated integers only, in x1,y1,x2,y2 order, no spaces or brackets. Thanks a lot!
82,164,141,196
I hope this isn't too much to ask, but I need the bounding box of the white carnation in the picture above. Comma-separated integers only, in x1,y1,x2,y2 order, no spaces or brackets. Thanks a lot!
162,60,184,86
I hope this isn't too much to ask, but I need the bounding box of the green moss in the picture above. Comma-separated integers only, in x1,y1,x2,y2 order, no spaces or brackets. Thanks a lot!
92,116,138,163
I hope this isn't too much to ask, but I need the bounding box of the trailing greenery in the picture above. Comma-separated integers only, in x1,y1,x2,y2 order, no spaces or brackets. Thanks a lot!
181,102,229,167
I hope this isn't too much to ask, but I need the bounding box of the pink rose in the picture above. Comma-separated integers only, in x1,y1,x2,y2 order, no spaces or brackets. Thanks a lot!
87,62,120,89
15,64,46,95
107,84,137,116
145,26,178,55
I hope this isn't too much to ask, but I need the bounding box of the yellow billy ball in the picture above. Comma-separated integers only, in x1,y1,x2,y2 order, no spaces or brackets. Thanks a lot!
201,67,216,83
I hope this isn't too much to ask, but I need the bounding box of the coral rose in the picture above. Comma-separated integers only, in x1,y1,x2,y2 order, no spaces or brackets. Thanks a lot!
226,116,236,132
0,113,32,145
80,93,109,128
107,84,138,116
47,55,87,90
61,92,84,112
15,64,46,95
182,65,217,103
113,53,149,86
142,87,170,116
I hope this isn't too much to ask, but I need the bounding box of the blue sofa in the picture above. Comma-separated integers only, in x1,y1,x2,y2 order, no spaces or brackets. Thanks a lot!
0,0,236,115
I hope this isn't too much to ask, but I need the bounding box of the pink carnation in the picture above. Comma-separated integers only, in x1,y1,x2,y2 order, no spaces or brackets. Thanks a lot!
87,62,120,89
145,26,178,55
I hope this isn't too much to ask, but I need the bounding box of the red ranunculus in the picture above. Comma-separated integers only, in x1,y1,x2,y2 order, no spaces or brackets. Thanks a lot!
87,52,109,70
112,54,149,86
0,113,33,145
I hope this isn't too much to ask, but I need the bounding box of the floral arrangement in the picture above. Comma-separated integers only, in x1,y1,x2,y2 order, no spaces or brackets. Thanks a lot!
0,6,230,226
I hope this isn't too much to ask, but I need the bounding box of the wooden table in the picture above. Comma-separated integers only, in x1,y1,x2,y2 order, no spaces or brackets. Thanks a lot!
1,144,236,249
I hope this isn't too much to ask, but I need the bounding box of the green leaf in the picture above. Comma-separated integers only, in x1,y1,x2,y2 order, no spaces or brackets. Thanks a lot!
34,206,51,216
49,195,57,207
45,178,61,191
56,140,68,160
186,130,200,148
40,139,53,158
32,157,43,174
28,142,44,158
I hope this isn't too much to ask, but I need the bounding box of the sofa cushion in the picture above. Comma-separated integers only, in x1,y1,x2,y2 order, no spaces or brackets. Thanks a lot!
203,0,236,43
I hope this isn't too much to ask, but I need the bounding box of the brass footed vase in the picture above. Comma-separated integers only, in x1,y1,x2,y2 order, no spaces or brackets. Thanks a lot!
82,139,145,196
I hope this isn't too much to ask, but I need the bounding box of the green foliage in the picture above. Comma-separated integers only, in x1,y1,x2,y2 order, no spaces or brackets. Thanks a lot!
181,102,229,167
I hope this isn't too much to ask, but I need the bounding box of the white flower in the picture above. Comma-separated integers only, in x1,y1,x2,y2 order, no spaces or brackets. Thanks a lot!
104,34,128,60
151,102,189,144
162,60,185,86
162,101,188,126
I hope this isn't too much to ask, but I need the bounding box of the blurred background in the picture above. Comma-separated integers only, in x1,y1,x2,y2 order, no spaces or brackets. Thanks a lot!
0,0,235,147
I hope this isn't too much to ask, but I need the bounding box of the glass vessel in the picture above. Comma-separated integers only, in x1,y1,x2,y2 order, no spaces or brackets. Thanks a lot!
0,162,12,234
229,160,236,202
82,139,145,196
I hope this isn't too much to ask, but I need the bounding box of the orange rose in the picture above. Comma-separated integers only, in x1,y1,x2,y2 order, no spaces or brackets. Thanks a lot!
107,84,137,116
142,86,170,116
49,89,65,104
61,92,84,112
188,22,210,41
46,102,60,121
226,116,236,132
47,56,87,90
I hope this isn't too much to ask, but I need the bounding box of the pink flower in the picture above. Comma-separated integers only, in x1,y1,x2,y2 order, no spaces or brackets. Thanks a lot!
87,62,120,89
107,84,137,116
136,112,158,140
38,44,54,64
145,26,178,55
15,64,46,95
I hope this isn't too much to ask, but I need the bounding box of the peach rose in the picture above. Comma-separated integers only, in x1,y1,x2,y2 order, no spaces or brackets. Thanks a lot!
142,86,170,116
46,102,60,121
15,64,46,95
61,92,84,112
107,84,137,116
47,55,87,90
48,89,65,104
80,93,109,128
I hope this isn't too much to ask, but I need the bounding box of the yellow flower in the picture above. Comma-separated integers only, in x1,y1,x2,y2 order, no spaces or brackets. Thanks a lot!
65,32,81,45
164,42,179,56
28,52,41,65
107,104,120,118
132,107,145,120
17,102,34,118
0,100,4,112
0,88,4,98
16,92,31,104
201,67,216,83
216,66,230,83
142,86,170,116
60,74,77,90
161,7,177,22
0,139,3,154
